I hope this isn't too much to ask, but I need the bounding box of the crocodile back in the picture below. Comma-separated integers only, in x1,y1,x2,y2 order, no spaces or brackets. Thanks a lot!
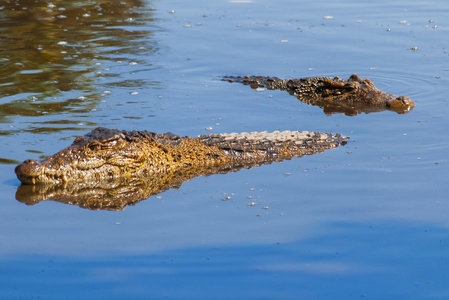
195,130,347,161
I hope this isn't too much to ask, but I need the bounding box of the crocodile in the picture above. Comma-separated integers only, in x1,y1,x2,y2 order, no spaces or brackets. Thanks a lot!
223,74,415,116
15,127,347,209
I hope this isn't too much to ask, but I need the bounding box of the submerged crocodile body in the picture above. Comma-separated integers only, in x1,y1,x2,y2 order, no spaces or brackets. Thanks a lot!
15,127,347,209
223,74,415,116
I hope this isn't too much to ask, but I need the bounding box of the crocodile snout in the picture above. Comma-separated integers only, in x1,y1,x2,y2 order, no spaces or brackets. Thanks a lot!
15,159,41,185
386,96,415,113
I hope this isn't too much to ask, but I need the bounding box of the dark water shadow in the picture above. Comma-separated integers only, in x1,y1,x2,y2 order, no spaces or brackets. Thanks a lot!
1,221,447,299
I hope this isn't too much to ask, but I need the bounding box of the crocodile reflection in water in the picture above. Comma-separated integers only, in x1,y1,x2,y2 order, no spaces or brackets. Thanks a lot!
15,127,348,210
223,74,415,116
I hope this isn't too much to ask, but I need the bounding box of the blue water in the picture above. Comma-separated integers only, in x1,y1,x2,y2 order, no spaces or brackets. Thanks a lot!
1,0,449,299
2,222,448,299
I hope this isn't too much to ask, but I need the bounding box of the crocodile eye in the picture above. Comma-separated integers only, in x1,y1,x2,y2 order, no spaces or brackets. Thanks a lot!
343,83,356,90
88,143,100,150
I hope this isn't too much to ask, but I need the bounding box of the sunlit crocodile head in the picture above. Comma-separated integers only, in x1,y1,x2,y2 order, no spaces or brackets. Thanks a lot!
317,74,415,114
15,128,169,185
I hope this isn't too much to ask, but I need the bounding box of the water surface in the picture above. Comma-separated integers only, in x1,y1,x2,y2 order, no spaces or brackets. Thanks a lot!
1,0,448,299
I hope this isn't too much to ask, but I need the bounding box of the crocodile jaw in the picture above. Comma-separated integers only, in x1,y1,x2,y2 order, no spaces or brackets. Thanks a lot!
15,157,130,185
15,159,69,184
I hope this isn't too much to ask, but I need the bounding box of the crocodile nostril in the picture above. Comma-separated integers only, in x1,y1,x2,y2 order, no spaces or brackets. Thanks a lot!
399,96,411,104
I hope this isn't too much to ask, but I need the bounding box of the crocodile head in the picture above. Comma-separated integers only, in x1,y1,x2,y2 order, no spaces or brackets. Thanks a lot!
14,149,120,185
319,74,415,114
15,128,153,185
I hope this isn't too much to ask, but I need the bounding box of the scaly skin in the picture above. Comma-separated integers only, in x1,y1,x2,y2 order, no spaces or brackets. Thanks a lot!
15,127,348,210
15,127,348,186
223,74,415,116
